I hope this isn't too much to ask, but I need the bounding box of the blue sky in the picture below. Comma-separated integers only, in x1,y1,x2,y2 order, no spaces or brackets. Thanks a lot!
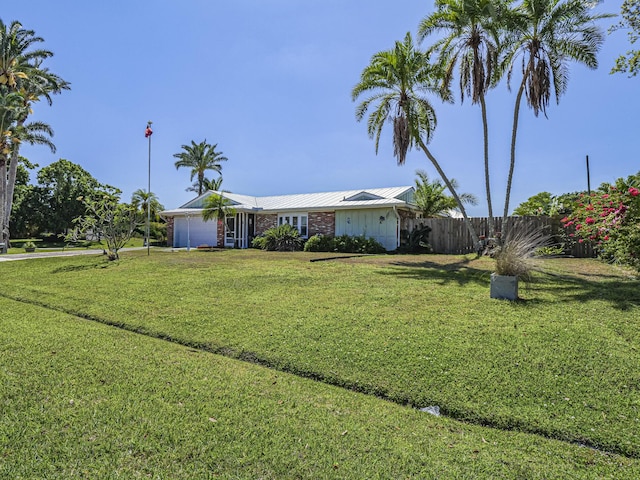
5,0,637,216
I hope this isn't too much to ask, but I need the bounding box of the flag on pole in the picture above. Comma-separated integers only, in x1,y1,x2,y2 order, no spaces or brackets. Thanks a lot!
145,121,153,138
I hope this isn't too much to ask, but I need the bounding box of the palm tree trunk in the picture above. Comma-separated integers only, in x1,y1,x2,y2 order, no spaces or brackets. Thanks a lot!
0,156,7,253
4,127,23,249
416,137,480,249
503,80,526,236
480,94,495,236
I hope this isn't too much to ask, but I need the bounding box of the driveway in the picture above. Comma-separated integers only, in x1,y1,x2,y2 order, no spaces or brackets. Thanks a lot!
0,247,148,262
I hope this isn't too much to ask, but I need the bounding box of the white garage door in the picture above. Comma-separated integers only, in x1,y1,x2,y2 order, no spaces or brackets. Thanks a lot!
173,216,217,247
335,208,398,251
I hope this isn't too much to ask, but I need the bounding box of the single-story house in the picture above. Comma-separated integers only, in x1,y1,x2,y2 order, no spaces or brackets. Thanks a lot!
160,186,421,251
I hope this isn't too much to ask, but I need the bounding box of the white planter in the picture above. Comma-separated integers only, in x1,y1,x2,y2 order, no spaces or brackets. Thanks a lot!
490,273,518,300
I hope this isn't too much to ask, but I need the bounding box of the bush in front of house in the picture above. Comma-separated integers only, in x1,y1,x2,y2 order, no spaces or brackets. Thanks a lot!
303,234,386,254
252,224,304,251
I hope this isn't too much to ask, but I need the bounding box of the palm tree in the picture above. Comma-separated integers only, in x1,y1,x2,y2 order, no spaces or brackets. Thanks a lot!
0,20,68,252
500,0,611,226
201,193,236,247
131,189,164,220
414,169,478,217
186,175,223,194
352,32,480,247
418,0,504,233
173,140,228,196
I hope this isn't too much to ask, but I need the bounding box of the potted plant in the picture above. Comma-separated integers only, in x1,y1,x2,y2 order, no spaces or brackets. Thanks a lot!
23,241,37,253
491,229,548,300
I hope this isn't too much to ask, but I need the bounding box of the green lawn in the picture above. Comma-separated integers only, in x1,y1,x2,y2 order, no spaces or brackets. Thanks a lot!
1,249,639,477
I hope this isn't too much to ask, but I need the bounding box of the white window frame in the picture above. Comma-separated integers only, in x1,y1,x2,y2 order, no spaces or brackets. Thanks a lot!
278,213,308,238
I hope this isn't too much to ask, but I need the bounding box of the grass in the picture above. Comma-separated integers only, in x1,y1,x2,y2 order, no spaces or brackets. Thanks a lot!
1,296,637,478
1,249,639,475
5,236,144,254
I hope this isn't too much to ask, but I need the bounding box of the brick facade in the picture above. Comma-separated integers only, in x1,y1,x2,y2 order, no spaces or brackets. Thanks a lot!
308,212,335,237
216,219,224,246
255,214,278,235
165,217,174,247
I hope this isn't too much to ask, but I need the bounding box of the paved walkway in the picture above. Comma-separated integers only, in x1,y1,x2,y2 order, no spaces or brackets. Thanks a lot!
0,247,149,262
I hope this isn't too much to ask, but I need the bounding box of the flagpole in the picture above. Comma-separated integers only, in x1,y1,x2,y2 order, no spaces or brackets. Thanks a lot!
146,121,153,256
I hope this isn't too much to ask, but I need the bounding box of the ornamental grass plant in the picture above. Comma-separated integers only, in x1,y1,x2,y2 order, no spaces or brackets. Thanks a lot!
493,228,550,280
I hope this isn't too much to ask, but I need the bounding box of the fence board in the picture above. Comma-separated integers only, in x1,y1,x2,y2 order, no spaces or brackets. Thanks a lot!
403,216,595,257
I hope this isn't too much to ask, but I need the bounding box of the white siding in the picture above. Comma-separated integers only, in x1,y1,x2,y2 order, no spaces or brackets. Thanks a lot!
335,208,398,251
173,216,217,247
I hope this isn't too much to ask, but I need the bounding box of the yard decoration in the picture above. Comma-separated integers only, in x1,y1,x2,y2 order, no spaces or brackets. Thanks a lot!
491,228,548,300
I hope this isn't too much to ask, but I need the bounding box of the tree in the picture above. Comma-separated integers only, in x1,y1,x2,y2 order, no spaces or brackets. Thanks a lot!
37,159,106,235
173,140,228,196
352,32,480,246
0,19,68,252
500,0,610,226
186,176,223,194
418,0,504,233
414,169,478,217
202,192,236,224
131,189,164,220
611,0,640,76
67,187,143,261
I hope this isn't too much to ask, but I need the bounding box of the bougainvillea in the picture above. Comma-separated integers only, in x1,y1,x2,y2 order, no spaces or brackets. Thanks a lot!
562,174,640,271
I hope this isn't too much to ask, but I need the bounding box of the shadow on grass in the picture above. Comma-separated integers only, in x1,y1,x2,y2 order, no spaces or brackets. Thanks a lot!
378,257,491,288
380,257,640,311
531,273,640,311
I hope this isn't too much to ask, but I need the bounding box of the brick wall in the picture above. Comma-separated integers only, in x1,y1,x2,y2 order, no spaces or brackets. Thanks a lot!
255,214,278,235
309,212,335,237
217,219,224,246
166,217,174,247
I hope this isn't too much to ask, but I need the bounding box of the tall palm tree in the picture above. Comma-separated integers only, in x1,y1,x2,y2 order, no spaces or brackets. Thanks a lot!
352,32,480,247
419,0,504,233
0,20,68,252
414,169,478,217
173,140,228,196
500,0,611,226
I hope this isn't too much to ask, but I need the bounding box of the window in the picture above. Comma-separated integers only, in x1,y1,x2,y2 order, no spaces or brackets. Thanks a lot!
278,213,308,237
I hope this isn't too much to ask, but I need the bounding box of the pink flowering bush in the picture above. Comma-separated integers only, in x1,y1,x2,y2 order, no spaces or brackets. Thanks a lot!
562,174,640,272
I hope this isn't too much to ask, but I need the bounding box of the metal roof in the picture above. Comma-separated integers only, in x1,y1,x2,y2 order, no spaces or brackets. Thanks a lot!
162,186,417,216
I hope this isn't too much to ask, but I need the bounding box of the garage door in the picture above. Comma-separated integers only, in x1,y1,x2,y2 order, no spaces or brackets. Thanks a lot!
173,216,217,247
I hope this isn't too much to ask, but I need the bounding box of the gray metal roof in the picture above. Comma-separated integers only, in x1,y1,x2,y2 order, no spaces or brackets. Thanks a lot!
161,186,417,216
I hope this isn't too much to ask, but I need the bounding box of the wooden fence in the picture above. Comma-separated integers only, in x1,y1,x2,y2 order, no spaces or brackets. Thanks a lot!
403,216,595,257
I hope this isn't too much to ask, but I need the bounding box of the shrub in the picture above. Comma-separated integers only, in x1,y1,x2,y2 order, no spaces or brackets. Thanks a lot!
252,224,304,251
303,234,386,254
562,173,640,272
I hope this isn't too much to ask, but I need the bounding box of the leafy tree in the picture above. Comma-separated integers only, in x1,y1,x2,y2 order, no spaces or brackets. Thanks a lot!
37,159,106,235
611,0,640,76
173,140,227,196
513,191,554,216
418,0,504,232
67,187,143,261
500,0,611,224
352,32,480,246
414,169,478,217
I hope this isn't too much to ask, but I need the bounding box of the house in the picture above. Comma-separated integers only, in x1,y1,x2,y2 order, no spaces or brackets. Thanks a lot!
160,186,421,251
